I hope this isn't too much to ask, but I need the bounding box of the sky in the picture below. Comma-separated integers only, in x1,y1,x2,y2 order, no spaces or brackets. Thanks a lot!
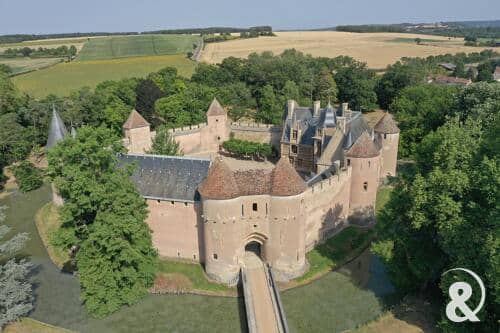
0,0,499,35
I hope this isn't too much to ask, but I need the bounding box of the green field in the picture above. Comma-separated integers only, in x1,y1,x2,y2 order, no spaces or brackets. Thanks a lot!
77,34,201,61
12,54,196,98
0,57,63,75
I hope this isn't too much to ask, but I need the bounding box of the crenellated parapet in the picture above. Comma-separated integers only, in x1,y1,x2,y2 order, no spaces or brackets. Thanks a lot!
167,123,208,136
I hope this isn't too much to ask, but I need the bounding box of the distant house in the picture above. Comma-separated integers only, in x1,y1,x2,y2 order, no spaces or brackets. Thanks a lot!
431,76,472,87
439,63,456,71
494,66,500,82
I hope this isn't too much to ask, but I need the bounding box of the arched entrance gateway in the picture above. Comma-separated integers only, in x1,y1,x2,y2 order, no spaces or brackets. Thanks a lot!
243,233,267,261
245,241,262,257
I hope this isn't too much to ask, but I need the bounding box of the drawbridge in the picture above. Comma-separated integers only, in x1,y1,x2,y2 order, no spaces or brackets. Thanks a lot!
240,252,289,333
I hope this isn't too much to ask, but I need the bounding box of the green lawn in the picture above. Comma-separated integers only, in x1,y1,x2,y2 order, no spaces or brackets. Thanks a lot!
77,34,200,61
297,226,374,283
376,186,393,215
12,54,196,98
157,259,234,294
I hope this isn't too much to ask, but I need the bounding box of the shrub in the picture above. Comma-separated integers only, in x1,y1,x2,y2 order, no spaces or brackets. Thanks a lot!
13,161,43,192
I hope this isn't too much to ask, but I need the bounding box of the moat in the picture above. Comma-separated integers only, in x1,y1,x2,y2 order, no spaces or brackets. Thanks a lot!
2,184,396,333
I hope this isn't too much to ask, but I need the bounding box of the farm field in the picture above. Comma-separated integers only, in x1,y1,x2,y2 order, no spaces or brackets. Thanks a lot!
0,57,63,75
0,37,88,53
12,54,196,98
200,31,495,69
77,34,201,60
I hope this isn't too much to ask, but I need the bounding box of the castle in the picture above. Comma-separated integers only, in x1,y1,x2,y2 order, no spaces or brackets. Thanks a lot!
49,98,399,285
118,98,399,284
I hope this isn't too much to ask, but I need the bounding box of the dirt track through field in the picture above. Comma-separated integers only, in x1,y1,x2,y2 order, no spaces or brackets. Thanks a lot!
201,31,495,69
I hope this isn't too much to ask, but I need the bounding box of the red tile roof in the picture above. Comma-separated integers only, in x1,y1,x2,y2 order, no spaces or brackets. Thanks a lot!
206,98,226,116
123,109,150,129
346,131,380,158
374,112,400,134
198,157,306,199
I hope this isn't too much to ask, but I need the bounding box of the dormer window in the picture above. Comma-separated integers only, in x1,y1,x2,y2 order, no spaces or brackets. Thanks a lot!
291,145,298,154
292,130,297,140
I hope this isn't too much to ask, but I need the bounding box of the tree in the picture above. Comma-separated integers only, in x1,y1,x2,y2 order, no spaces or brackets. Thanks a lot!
257,85,282,124
135,79,165,127
0,206,33,328
282,80,300,101
452,61,467,78
48,127,157,317
12,160,43,192
148,125,182,156
148,67,179,94
389,84,458,157
335,62,377,110
375,60,428,109
414,37,422,45
313,69,338,103
373,90,500,331
0,113,33,169
476,62,494,82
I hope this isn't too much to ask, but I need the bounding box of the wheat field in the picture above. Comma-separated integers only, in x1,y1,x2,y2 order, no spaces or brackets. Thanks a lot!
200,31,494,69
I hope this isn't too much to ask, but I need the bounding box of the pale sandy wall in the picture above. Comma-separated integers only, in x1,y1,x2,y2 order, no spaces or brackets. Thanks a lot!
230,123,282,149
348,156,380,211
146,200,204,262
124,127,152,154
304,168,351,251
378,133,399,178
172,129,203,155
202,193,305,284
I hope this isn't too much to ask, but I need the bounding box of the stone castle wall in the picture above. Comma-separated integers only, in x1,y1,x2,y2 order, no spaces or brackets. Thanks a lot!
378,133,399,178
304,167,352,251
230,122,282,150
145,199,204,262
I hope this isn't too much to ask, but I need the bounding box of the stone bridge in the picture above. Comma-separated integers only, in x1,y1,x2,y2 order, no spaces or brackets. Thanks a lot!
241,252,289,333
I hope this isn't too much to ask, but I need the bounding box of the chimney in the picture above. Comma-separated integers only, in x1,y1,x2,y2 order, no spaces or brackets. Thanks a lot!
287,100,296,119
333,160,340,172
313,100,321,117
341,102,349,115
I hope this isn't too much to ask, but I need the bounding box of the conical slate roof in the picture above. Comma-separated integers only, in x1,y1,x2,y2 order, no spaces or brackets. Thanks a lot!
46,107,68,149
374,112,400,134
271,157,307,196
198,158,239,199
345,131,380,158
206,98,226,116
123,109,150,129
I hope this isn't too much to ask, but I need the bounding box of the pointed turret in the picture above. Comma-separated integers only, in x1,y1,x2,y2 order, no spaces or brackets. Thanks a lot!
345,131,380,158
343,131,353,149
323,102,336,128
374,112,400,134
123,109,150,130
206,98,226,116
46,107,68,149
271,157,307,196
198,157,239,200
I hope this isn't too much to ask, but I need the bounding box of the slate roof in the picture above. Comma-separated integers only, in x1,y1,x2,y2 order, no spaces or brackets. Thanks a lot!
345,131,380,158
46,107,68,149
206,98,226,116
374,112,400,134
123,109,150,129
118,153,211,202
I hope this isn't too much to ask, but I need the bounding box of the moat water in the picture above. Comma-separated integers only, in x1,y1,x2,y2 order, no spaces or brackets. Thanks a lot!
1,185,396,333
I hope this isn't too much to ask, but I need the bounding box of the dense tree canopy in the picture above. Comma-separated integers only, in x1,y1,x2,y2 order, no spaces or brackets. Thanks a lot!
373,82,499,332
47,127,157,317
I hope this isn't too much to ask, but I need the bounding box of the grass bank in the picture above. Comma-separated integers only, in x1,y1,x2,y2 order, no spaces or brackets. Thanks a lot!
154,259,235,296
3,318,75,333
12,54,196,98
34,203,70,268
292,226,374,285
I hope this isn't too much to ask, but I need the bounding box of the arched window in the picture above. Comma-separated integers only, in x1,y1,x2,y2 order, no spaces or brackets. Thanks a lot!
363,182,368,191
213,253,218,260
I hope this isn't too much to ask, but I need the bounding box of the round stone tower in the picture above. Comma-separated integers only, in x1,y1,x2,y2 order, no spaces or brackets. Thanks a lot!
345,131,381,212
374,112,400,179
198,157,307,285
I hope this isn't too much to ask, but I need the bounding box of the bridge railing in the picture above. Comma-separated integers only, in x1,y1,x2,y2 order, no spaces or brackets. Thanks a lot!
265,265,290,333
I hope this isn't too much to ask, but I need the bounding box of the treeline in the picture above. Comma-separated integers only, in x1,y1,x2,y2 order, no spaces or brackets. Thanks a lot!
335,22,500,39
203,29,275,43
145,26,273,35
1,45,78,58
0,32,138,44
